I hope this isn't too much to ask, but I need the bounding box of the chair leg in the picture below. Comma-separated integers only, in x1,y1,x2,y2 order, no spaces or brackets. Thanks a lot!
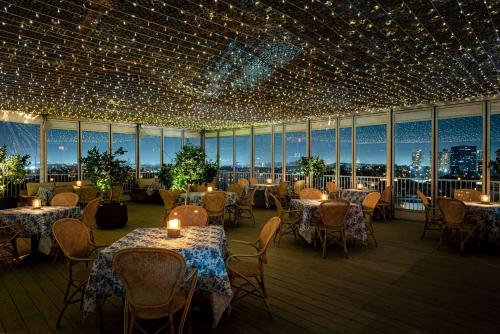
437,227,446,250
420,221,429,240
56,283,84,329
63,280,72,303
342,230,348,259
169,314,175,334
128,313,135,334
322,230,327,259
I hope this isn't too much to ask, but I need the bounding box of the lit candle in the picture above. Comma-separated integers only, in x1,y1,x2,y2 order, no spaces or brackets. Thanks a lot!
32,198,42,209
167,218,181,238
266,178,272,184
321,193,328,201
76,180,82,187
370,182,375,189
207,186,213,192
50,178,54,182
357,183,363,190
481,194,490,204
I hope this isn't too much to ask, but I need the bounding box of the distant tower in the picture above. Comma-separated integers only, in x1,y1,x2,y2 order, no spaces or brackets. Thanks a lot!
438,149,450,175
449,146,477,176
476,149,483,174
410,149,424,178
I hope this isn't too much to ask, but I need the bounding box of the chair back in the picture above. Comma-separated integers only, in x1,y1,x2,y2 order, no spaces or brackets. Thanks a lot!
318,200,350,228
168,205,208,226
204,191,227,214
381,186,392,203
326,182,340,194
278,181,288,197
159,189,179,211
113,248,185,308
250,177,258,185
362,192,381,211
269,193,285,220
110,184,123,202
437,198,466,227
299,188,323,200
206,183,216,189
197,185,208,192
453,189,481,202
238,178,249,188
293,180,305,195
417,191,431,209
227,183,243,198
81,197,102,231
79,186,98,203
52,218,93,262
248,187,258,206
51,192,79,207
257,217,281,259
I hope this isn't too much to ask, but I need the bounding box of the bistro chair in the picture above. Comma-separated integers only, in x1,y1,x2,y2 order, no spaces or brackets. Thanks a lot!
250,177,258,185
226,216,281,319
326,182,341,199
453,189,482,202
437,198,480,255
197,184,208,192
235,187,258,226
362,192,381,246
417,191,443,240
238,178,250,189
52,218,104,329
299,188,323,200
278,181,289,207
79,185,99,207
269,193,301,247
113,248,198,334
292,180,305,198
317,199,351,258
226,183,243,222
375,186,393,223
167,205,208,227
0,221,21,268
81,197,102,245
204,191,227,225
159,189,180,222
51,192,79,207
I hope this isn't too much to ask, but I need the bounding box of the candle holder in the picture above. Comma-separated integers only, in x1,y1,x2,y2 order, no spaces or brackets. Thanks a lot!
166,219,181,238
266,178,272,184
207,186,213,192
321,193,328,201
76,180,82,187
356,183,364,190
32,198,42,210
480,194,490,204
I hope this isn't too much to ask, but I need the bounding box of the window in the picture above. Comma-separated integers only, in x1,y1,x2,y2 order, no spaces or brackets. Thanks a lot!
235,128,251,173
46,120,78,179
0,120,40,173
437,104,483,197
311,121,336,176
184,131,200,147
491,101,500,201
219,130,233,171
254,126,272,177
205,131,218,163
164,129,182,164
112,125,136,169
339,118,353,190
285,123,306,173
355,115,387,178
81,123,109,158
274,125,283,180
140,127,161,174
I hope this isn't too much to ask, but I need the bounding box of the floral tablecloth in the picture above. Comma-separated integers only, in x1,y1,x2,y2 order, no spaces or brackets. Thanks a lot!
340,189,376,205
290,199,367,243
247,184,279,208
464,202,500,238
179,191,237,207
0,206,81,254
83,226,232,327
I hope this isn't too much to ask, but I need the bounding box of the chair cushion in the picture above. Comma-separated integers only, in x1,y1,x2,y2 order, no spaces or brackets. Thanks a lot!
53,185,74,195
227,258,260,277
130,290,187,320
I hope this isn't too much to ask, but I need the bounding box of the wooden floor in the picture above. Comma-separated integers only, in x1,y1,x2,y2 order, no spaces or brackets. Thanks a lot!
1,202,500,334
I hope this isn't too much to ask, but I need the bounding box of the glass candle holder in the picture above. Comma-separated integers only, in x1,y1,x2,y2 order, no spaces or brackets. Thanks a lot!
481,194,490,204
167,219,181,238
356,183,363,190
32,198,42,209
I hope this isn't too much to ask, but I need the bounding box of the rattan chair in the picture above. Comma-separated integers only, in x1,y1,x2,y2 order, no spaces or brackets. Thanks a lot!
235,187,257,226
269,193,301,247
167,205,208,227
159,189,180,223
227,183,244,198
292,180,305,198
226,216,281,319
278,181,289,207
299,188,323,200
81,197,102,245
52,218,104,329
375,186,392,223
238,178,249,189
250,177,258,185
362,192,381,246
197,185,208,192
79,185,99,207
326,182,341,199
417,191,443,240
226,183,243,222
317,199,351,258
453,189,482,202
0,221,21,268
204,191,227,225
437,198,480,254
113,248,198,334
51,192,79,207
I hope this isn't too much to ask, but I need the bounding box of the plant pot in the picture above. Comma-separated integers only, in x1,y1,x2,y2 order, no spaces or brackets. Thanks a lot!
0,197,18,210
96,202,128,229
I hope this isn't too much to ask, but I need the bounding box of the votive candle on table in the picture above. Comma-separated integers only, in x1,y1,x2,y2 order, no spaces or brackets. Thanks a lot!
207,186,213,192
356,183,363,190
321,193,328,201
266,178,272,184
32,198,42,209
167,218,181,238
76,180,82,187
481,194,490,204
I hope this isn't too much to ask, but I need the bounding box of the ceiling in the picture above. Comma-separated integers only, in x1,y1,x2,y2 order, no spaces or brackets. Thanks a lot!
0,0,499,129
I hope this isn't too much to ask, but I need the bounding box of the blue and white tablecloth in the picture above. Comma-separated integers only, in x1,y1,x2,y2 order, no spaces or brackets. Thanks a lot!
340,189,376,205
0,206,81,254
179,191,237,207
464,202,500,238
247,184,279,208
83,226,232,327
290,199,367,243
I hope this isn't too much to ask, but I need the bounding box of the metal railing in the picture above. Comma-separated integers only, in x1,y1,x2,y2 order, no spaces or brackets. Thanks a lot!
436,178,482,197
393,178,431,211
47,173,78,183
491,180,500,202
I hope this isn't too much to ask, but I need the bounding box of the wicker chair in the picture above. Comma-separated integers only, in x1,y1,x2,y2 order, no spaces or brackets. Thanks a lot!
159,189,180,223
79,185,99,207
235,187,258,226
269,193,301,247
417,191,443,240
204,191,227,225
113,248,198,334
52,218,104,328
326,182,341,199
375,186,393,223
317,199,351,258
299,188,323,200
226,183,243,222
292,180,306,198
238,178,249,189
362,192,381,246
453,189,482,202
197,185,208,192
250,177,258,185
278,181,289,207
81,197,102,245
167,205,208,227
0,221,21,268
437,198,480,254
51,192,79,207
226,216,281,319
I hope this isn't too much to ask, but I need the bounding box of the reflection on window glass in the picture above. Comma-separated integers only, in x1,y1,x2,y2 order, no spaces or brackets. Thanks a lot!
0,121,40,172
140,135,161,173
491,114,500,182
394,121,431,179
112,132,136,169
356,124,387,177
285,128,306,173
185,134,200,147
219,134,233,171
311,127,336,175
47,129,78,174
274,128,282,176
339,127,352,176
205,136,218,162
235,131,251,172
254,129,272,174
164,135,182,164
82,131,108,157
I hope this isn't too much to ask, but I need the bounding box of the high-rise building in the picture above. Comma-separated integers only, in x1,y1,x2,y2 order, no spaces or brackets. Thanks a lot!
410,149,426,178
450,145,477,176
438,149,450,175
476,149,483,174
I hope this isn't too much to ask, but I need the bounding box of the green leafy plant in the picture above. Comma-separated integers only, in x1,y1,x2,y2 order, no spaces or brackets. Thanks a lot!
298,156,327,186
170,144,218,191
80,147,132,200
0,146,30,198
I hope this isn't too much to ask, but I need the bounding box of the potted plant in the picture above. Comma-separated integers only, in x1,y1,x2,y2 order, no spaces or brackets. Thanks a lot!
158,163,173,189
298,156,327,187
80,147,132,228
0,146,30,209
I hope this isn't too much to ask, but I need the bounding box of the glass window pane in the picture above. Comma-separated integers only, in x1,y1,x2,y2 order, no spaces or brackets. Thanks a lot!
0,121,40,173
140,134,161,174
184,132,200,147
355,124,387,177
112,131,136,169
47,129,78,177
82,131,109,157
205,133,218,163
311,123,336,175
274,126,283,179
164,131,182,164
219,132,233,171
235,129,251,173
285,124,306,173
254,127,272,175
339,127,352,177
491,109,500,201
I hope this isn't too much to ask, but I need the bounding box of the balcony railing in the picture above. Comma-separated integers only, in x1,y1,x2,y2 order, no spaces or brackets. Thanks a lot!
492,181,500,202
